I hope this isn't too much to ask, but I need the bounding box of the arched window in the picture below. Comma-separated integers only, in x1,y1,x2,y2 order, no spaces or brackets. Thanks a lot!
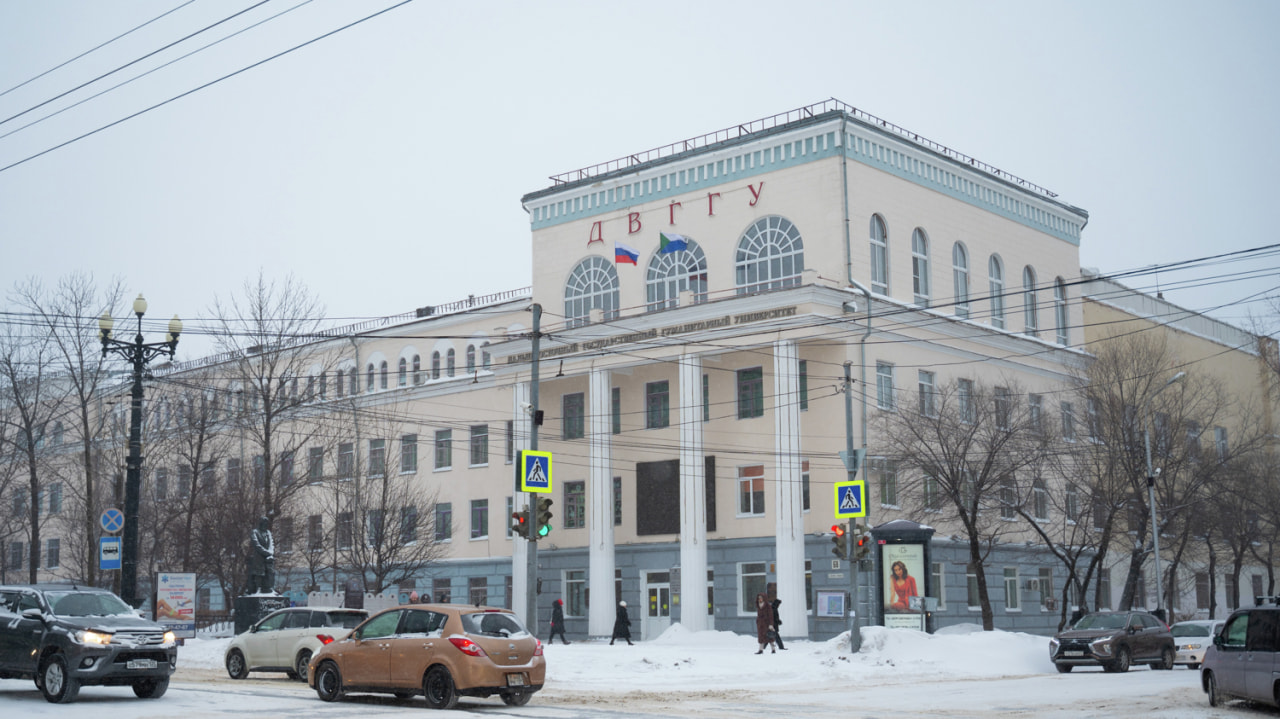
564,256,619,328
1023,266,1039,336
911,228,930,307
1054,277,1069,346
398,358,407,387
952,242,970,319
466,345,476,373
988,255,1005,330
645,239,708,310
446,348,456,377
736,215,803,295
336,369,345,397
379,361,388,390
366,364,375,393
481,342,491,369
431,351,441,379
870,214,889,295
412,355,422,385
348,368,357,396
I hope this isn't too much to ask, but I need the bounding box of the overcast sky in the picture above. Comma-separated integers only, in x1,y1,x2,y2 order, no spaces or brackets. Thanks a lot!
2,0,1277,360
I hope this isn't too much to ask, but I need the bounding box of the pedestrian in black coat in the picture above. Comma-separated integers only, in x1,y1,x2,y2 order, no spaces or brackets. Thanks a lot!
610,600,633,645
549,598,570,644
770,597,787,650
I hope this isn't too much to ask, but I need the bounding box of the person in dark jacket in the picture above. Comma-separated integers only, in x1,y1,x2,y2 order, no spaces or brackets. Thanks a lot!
610,600,633,645
755,592,775,654
549,598,570,644
770,597,787,650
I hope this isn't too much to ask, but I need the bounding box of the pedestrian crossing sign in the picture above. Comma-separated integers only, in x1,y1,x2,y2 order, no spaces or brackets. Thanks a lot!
518,450,553,493
834,480,866,518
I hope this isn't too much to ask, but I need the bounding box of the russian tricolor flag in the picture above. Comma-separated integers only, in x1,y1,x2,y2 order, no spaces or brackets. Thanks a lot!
615,242,639,265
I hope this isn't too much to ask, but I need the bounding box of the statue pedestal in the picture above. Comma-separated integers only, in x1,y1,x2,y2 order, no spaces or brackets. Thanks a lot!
234,594,289,635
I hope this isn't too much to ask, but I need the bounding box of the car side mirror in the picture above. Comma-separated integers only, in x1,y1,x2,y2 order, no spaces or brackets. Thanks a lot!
1213,635,1223,648
21,608,43,621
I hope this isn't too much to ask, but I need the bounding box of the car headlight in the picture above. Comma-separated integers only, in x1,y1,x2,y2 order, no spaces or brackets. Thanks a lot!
1049,638,1059,655
163,631,177,645
1180,642,1202,650
76,630,112,646
1090,638,1112,656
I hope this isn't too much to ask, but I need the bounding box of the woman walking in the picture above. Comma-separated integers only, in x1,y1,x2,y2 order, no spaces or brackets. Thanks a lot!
754,593,775,654
610,600,633,645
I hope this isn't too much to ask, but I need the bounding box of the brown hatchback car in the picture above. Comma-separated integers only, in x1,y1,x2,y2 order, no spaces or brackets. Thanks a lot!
307,603,545,709
1049,610,1175,673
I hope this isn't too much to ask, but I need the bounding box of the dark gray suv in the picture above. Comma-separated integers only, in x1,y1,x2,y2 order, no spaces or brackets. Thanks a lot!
1201,601,1280,707
1049,610,1176,673
0,583,177,703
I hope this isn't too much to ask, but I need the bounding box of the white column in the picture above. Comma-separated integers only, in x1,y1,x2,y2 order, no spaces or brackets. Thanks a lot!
587,368,616,637
511,382,531,621
679,351,708,631
773,340,807,636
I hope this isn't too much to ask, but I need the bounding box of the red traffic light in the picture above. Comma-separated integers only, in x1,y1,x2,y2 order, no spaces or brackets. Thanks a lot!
831,524,845,537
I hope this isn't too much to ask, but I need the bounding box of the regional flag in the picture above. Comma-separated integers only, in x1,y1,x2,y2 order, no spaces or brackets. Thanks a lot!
659,232,689,254
615,243,639,265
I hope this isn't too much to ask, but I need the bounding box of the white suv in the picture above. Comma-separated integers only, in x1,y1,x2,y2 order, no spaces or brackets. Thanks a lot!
225,606,366,681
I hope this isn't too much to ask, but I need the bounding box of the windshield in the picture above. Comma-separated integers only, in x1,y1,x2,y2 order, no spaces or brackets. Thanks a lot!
1171,624,1211,638
46,591,134,617
1073,613,1127,630
461,611,529,638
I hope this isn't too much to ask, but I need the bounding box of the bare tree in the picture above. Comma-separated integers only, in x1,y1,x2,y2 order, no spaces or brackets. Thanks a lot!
877,378,1054,630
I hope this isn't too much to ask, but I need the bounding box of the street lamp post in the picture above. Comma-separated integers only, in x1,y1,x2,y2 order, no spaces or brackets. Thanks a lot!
99,294,182,607
1142,370,1185,622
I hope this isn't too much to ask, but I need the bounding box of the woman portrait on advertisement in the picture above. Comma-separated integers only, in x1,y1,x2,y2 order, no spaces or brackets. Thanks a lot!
882,544,924,615
888,560,919,612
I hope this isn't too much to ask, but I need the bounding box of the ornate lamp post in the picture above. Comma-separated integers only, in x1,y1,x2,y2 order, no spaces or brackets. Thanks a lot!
99,294,181,607
1142,370,1185,622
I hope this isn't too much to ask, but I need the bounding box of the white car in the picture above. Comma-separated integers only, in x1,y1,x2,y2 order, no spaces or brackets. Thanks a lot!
1171,619,1223,669
225,606,367,681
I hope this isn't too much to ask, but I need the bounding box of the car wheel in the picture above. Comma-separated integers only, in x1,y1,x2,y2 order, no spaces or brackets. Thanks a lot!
501,690,532,706
423,665,458,710
39,654,81,704
1111,646,1131,673
1156,647,1174,670
226,648,249,679
294,649,313,682
133,677,169,699
315,661,344,702
1207,672,1222,707
1054,663,1073,674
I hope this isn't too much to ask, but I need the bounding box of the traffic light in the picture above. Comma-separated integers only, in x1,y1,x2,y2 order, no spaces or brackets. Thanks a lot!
510,511,530,540
535,497,554,538
852,523,872,560
830,524,848,561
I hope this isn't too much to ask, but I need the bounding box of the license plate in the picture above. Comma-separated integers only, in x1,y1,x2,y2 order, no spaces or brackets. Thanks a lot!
1063,651,1084,657
127,658,158,669
506,674,525,687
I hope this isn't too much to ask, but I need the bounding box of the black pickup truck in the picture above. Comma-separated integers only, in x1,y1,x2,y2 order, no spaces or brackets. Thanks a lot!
0,583,177,703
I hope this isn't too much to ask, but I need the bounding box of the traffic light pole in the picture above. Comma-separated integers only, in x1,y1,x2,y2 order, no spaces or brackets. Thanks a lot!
525,304,541,633
843,362,861,652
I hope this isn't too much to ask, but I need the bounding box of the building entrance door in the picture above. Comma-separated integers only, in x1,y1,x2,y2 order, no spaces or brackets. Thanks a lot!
643,571,671,640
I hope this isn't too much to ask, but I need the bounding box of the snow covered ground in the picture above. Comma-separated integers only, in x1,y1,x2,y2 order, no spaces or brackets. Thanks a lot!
1,623,1233,717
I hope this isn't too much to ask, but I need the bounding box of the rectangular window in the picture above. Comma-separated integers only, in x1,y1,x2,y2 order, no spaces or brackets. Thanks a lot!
1004,567,1020,610
737,465,765,516
400,505,418,544
801,460,810,512
562,393,585,439
400,434,418,473
1029,394,1043,435
505,496,513,538
46,538,59,569
565,481,585,529
308,447,324,482
366,509,385,545
1060,402,1075,442
253,455,265,487
1039,568,1054,610
930,562,946,609
308,515,323,550
155,468,168,501
565,570,586,617
1195,572,1210,609
435,430,452,469
611,387,622,434
279,451,294,486
799,360,809,410
368,439,386,477
967,564,981,608
613,476,622,526
337,511,353,550
740,562,768,613
702,373,710,422
1098,568,1112,609
737,368,764,419
174,466,189,498
1065,484,1080,523
958,379,974,424
994,387,1010,430
1214,426,1229,460
468,577,488,606
470,424,489,466
434,503,452,542
876,362,895,410
1086,398,1101,441
505,420,515,464
470,499,488,539
873,458,898,506
646,381,670,428
433,578,452,603
999,477,1016,519
1033,481,1048,521
338,442,354,478
48,483,62,514
917,370,936,417
923,474,941,511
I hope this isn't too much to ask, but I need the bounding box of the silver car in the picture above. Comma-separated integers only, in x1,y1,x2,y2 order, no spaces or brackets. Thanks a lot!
226,606,367,681
1170,620,1222,669
1202,603,1280,707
